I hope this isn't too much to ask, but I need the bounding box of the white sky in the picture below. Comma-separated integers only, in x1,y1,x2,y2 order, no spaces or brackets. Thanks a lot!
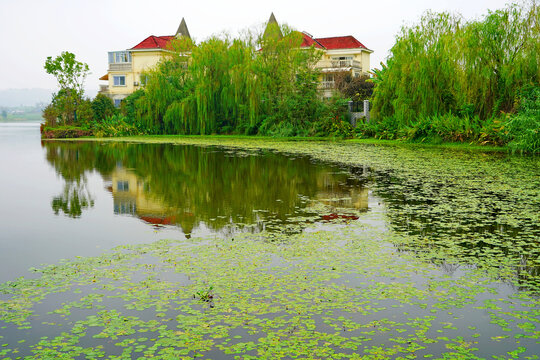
0,0,511,92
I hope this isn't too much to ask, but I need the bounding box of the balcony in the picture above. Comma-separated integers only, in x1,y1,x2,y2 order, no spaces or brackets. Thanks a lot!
318,59,362,71
320,81,336,89
108,63,132,72
99,85,109,93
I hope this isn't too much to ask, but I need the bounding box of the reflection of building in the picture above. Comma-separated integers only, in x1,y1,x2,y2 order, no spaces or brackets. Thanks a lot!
99,19,191,106
105,164,370,235
314,173,369,211
106,167,197,232
110,167,164,216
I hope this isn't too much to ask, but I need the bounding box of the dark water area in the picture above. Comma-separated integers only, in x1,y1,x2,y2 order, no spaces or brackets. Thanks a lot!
1,123,539,359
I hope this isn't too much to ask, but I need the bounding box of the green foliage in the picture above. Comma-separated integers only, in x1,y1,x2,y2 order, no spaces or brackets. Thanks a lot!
335,74,374,101
357,113,507,145
42,103,59,127
93,114,142,137
369,1,539,150
91,93,117,122
43,89,76,126
120,89,145,124
44,51,90,96
194,286,214,302
505,86,540,153
311,96,354,138
40,125,93,139
356,116,402,140
76,98,94,126
43,52,91,128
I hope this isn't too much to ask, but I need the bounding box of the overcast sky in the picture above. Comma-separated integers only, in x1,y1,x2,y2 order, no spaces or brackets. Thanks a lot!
0,0,511,92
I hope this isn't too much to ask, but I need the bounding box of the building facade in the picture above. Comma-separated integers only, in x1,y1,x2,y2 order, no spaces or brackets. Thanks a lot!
267,12,373,98
99,15,372,104
99,19,191,106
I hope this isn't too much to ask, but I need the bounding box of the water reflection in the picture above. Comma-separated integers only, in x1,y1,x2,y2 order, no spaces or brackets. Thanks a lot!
43,142,369,236
51,181,94,218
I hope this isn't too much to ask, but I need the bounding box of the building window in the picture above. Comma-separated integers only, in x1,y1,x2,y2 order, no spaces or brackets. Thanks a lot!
113,75,126,86
114,99,122,107
323,74,334,82
117,180,129,192
108,51,131,64
114,200,136,215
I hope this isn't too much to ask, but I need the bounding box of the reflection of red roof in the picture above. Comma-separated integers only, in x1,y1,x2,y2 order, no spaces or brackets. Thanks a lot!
131,35,175,50
321,213,359,221
315,36,368,50
139,215,176,225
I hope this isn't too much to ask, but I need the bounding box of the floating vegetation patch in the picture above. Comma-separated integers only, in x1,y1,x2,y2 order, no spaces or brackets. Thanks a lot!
1,210,539,358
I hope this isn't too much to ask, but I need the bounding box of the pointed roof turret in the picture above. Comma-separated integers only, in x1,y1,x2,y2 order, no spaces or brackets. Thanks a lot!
263,12,283,40
268,12,278,25
176,17,191,39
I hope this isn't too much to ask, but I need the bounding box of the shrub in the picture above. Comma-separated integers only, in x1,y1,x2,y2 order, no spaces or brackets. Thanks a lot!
93,114,141,137
335,74,374,101
76,98,95,126
505,86,540,153
41,125,93,139
311,96,355,138
92,94,117,122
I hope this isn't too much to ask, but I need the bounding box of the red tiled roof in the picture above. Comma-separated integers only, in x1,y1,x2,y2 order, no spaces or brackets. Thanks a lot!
315,36,368,50
300,33,324,49
131,35,175,50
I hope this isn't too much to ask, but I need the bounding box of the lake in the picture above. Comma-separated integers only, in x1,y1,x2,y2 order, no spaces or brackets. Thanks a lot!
1,122,539,359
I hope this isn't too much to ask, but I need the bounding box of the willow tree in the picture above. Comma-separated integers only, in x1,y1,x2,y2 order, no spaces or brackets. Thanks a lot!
255,26,323,135
134,37,194,133
370,12,463,125
461,2,540,118
371,1,539,124
132,23,324,136
175,36,259,134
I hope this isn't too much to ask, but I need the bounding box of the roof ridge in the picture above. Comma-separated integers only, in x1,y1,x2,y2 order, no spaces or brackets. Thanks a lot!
131,34,176,50
314,35,354,40
313,38,326,49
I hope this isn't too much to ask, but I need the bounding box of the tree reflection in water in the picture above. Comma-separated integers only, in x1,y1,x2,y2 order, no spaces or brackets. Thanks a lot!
51,180,94,218
43,141,369,235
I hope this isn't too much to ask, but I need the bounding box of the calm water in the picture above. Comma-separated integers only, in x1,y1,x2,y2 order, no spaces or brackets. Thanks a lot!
0,123,371,283
1,123,539,359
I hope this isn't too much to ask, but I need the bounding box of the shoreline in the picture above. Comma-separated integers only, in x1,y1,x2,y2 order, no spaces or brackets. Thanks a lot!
47,134,510,154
